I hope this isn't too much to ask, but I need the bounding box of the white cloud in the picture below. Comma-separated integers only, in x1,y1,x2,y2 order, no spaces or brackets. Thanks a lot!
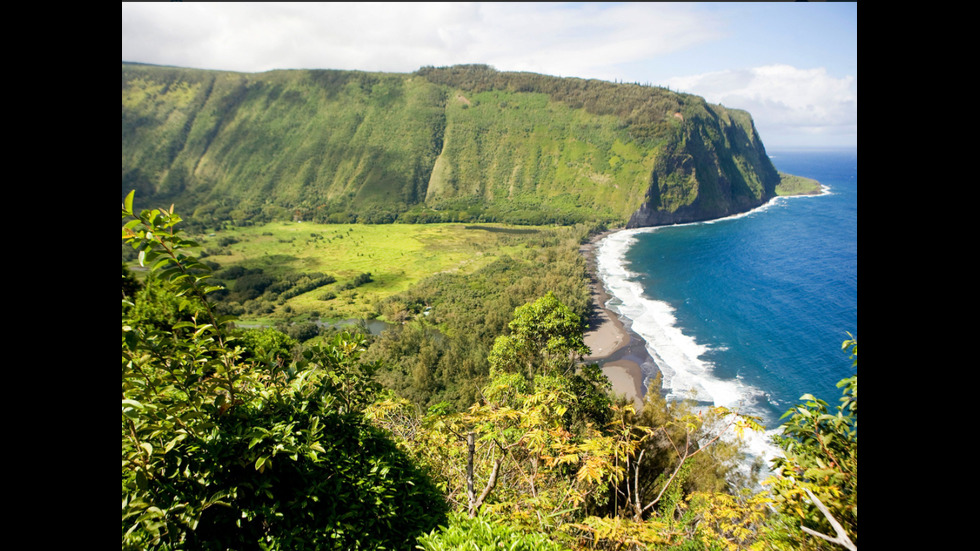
121,2,723,77
666,65,857,147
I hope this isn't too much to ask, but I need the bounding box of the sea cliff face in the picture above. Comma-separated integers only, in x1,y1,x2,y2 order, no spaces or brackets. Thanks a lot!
122,63,780,227
626,105,780,228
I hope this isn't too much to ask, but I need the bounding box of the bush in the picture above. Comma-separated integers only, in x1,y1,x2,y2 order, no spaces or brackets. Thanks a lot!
122,192,448,550
283,321,321,342
417,513,571,551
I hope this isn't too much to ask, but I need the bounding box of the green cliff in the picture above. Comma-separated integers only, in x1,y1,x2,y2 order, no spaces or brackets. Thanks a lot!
122,62,781,227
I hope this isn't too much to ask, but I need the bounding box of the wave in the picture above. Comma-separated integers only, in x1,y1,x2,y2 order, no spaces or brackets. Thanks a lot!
596,228,750,409
594,216,788,473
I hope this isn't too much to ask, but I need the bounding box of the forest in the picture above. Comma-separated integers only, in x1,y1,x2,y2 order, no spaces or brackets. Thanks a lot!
122,192,856,550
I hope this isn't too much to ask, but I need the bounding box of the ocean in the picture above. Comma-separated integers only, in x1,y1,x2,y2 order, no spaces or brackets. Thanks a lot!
594,147,857,465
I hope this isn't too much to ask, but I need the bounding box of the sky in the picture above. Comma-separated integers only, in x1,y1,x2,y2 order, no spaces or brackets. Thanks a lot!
122,2,857,149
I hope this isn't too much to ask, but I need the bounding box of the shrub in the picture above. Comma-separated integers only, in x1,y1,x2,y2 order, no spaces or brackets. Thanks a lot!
122,192,448,550
417,513,571,551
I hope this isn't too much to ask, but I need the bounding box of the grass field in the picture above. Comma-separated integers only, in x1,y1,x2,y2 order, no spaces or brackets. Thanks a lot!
191,221,543,321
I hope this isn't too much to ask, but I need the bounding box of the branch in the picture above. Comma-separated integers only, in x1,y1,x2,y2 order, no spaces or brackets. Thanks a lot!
633,448,644,517
466,432,475,510
637,416,733,518
639,449,688,518
469,454,502,517
800,487,856,551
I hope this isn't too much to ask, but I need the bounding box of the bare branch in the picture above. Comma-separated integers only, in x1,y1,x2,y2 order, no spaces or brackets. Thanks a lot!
801,487,856,551
635,412,740,519
466,432,476,512
469,455,502,517
633,448,645,517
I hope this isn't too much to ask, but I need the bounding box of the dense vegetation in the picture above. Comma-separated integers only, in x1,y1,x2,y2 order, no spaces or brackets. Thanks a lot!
122,62,783,229
123,195,857,549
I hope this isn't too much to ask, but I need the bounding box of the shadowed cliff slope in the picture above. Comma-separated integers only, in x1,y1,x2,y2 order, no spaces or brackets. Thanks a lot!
122,62,780,227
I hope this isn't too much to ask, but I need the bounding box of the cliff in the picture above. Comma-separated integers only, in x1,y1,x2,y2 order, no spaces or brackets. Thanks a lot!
122,62,781,227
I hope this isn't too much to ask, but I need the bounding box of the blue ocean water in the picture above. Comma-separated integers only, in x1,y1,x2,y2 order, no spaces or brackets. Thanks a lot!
595,148,856,457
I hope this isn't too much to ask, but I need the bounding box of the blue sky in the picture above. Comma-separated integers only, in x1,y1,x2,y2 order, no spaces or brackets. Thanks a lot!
122,2,857,148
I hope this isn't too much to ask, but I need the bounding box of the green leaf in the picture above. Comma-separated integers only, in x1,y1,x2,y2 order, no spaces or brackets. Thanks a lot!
255,455,269,471
136,469,148,491
164,434,186,454
215,315,239,326
123,218,142,232
124,190,135,215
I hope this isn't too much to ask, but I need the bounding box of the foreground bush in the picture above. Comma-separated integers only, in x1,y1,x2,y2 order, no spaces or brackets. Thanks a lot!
121,192,447,549
417,512,572,551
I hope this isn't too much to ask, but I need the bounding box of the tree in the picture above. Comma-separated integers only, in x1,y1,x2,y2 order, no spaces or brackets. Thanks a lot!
405,369,617,530
121,192,447,549
766,335,857,549
488,291,590,377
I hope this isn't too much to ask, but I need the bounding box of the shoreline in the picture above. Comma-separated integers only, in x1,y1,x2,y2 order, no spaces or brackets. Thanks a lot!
579,229,657,411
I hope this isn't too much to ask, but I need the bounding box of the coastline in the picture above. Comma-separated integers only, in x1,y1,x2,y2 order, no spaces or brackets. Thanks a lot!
579,230,657,411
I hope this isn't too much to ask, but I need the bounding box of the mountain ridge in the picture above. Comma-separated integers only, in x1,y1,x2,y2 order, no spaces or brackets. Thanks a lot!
122,62,783,227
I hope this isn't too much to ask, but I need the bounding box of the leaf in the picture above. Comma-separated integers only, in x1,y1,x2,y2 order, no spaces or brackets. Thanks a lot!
215,314,239,326
255,455,269,471
124,190,135,215
164,434,186,454
135,469,148,491
123,218,142,232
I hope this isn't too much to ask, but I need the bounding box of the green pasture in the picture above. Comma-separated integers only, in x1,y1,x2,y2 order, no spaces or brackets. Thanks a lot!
193,222,538,320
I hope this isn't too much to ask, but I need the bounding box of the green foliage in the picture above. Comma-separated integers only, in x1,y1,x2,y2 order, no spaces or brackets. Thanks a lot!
679,490,783,551
122,263,143,298
766,335,858,547
122,192,447,549
488,291,590,377
417,512,572,551
233,326,298,367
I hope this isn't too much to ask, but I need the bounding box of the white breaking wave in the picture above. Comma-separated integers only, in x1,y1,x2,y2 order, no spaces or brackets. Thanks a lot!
596,228,748,408
594,216,788,474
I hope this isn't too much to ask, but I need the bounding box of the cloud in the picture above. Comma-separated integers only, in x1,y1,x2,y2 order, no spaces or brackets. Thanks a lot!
666,65,857,146
121,2,724,77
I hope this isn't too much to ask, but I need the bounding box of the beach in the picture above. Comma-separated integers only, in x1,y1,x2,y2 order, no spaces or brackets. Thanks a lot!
580,231,654,411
